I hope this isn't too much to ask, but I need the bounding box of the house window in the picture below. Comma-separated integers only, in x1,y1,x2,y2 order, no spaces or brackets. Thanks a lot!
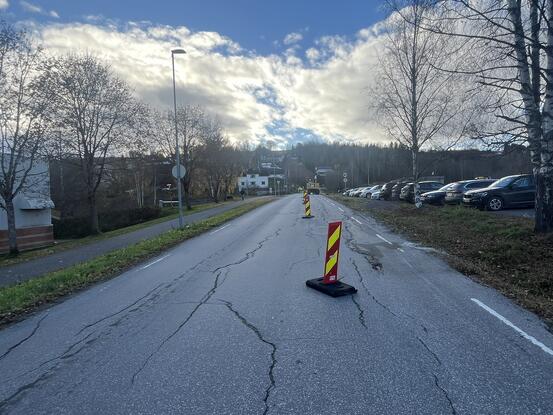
241,182,245,186
250,181,255,185
261,181,265,185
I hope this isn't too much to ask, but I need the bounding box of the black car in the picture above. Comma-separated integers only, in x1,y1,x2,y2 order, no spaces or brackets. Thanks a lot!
463,174,535,211
420,183,457,205
400,181,444,203
444,179,496,205
380,181,397,200
391,181,410,200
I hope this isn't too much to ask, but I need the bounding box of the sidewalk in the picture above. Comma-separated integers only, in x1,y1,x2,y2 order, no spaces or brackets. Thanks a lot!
0,198,264,288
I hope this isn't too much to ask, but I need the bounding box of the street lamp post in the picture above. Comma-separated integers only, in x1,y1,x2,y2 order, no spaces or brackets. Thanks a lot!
172,48,186,229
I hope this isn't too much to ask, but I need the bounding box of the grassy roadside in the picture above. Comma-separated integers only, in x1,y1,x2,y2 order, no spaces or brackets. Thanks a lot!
0,201,230,267
0,198,272,326
329,194,553,329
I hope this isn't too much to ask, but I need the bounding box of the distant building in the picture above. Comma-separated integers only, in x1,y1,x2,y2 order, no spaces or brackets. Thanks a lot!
237,173,270,193
0,159,55,253
315,166,334,176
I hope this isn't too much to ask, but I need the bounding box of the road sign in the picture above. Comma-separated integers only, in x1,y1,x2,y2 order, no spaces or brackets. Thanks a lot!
343,172,348,178
343,177,348,183
172,164,186,179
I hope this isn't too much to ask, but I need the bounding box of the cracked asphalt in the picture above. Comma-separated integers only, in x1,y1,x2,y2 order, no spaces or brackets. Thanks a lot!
0,195,552,414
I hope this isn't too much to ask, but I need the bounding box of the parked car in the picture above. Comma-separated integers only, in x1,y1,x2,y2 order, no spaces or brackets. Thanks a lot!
463,174,535,211
391,181,410,200
344,188,358,196
371,190,382,200
360,185,381,198
380,181,397,200
444,179,496,205
420,183,457,205
351,186,370,197
399,183,413,201
400,181,444,203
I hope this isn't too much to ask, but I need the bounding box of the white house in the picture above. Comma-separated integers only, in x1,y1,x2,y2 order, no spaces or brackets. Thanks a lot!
237,173,269,193
0,159,55,253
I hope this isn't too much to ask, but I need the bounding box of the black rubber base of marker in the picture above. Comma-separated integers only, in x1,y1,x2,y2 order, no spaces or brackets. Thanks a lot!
305,278,357,297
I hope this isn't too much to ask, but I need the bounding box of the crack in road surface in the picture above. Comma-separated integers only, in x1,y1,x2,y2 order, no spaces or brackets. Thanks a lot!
222,300,277,415
0,331,97,410
350,258,398,318
433,374,457,414
350,296,368,330
76,282,167,335
211,228,282,273
417,337,442,366
131,271,224,385
0,314,48,362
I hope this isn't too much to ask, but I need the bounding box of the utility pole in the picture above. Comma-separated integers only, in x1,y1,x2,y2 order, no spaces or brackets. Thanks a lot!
171,48,186,228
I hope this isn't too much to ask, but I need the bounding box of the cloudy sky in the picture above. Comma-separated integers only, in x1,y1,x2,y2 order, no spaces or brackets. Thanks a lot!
1,0,391,147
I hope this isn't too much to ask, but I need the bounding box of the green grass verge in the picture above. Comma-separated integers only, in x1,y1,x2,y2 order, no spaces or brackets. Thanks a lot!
0,198,271,325
329,194,553,329
0,201,230,267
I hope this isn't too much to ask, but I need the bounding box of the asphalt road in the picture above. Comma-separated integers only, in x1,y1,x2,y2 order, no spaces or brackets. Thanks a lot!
0,195,552,414
0,198,262,288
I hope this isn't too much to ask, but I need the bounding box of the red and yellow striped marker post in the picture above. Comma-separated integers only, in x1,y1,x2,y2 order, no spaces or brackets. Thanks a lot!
303,194,313,219
322,221,341,284
305,221,357,297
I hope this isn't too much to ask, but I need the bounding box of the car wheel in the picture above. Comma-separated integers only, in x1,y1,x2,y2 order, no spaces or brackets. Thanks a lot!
487,197,503,211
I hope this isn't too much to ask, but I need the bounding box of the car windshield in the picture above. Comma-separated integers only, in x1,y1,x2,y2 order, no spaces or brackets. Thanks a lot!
439,183,456,191
491,176,516,188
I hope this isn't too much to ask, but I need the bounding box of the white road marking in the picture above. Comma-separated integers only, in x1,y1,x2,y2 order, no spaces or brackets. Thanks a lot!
351,216,362,225
401,256,415,269
141,254,170,270
209,224,231,235
471,298,553,357
338,207,344,212
397,248,405,252
376,234,393,245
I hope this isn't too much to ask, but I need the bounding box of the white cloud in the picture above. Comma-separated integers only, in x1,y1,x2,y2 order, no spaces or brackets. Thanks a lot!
35,20,388,147
283,32,303,45
0,0,9,10
20,1,59,18
20,0,40,13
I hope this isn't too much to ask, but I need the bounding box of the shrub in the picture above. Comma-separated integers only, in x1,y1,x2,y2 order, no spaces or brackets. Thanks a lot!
53,207,162,239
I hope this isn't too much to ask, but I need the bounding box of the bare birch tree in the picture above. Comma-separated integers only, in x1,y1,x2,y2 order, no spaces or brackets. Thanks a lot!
0,22,50,254
42,54,141,234
373,0,474,205
151,105,204,209
424,0,553,232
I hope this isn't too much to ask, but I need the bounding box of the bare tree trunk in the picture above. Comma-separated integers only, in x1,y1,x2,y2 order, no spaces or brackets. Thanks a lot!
88,194,100,234
535,167,553,233
5,198,19,255
183,178,192,210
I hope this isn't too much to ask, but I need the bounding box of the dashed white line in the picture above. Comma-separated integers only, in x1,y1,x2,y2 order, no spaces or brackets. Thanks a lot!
376,234,393,245
351,216,362,225
209,224,231,235
397,248,405,253
141,254,170,270
337,207,344,212
471,298,553,357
